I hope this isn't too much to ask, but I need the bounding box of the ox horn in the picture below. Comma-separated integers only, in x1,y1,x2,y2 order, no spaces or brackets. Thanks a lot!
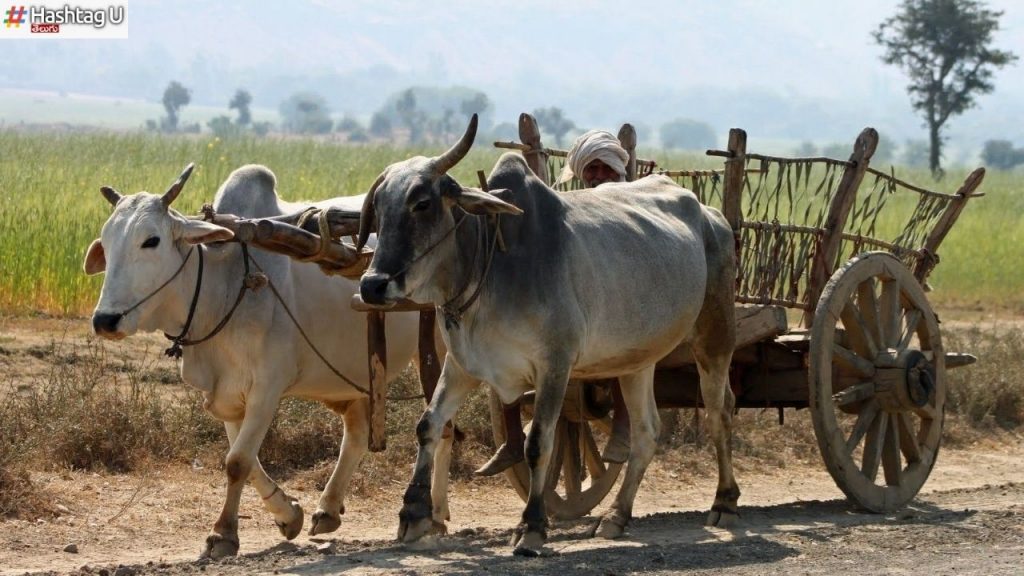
100,186,122,207
161,163,196,208
433,113,478,176
356,172,387,252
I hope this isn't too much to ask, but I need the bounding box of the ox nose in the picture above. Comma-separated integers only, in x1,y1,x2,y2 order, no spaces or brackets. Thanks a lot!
92,312,123,335
360,273,392,305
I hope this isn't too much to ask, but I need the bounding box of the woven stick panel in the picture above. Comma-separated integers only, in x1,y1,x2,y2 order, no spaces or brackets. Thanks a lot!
836,168,955,269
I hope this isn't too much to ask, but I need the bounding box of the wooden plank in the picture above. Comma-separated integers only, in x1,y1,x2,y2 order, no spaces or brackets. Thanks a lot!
350,294,434,313
367,310,387,452
722,128,747,233
804,128,879,328
518,113,550,185
417,310,442,402
617,123,638,182
912,167,985,282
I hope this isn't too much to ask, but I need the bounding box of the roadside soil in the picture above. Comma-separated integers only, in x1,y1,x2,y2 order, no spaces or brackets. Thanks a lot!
1,313,1022,575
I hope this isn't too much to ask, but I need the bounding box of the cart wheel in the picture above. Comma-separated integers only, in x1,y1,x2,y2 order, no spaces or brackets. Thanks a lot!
810,252,945,512
487,383,623,520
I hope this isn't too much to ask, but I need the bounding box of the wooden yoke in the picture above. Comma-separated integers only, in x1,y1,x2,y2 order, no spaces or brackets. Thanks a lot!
804,128,879,328
912,167,985,282
617,123,638,182
519,113,550,185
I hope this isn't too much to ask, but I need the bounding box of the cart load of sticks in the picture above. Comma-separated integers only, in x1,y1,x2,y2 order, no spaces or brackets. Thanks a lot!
197,204,370,279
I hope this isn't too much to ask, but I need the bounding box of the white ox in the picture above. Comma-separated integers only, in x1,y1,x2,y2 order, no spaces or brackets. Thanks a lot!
84,165,451,559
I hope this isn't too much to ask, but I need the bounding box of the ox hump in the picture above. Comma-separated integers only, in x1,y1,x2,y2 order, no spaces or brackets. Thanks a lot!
213,164,280,218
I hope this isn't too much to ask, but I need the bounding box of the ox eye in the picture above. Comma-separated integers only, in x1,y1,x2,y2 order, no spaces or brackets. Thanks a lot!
412,198,431,212
141,236,160,249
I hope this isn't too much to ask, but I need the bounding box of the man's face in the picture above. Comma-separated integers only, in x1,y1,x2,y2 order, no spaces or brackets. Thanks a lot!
581,159,621,188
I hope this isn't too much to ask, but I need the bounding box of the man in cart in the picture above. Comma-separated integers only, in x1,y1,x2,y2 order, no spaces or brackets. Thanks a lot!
476,129,633,476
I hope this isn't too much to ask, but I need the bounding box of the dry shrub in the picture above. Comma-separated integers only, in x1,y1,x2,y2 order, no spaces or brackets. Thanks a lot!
945,325,1024,430
1,338,222,474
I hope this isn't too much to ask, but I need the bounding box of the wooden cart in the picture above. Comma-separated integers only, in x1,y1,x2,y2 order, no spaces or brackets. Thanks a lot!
486,113,982,518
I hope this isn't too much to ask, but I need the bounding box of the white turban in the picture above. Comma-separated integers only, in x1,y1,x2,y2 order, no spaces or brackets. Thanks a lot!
556,129,628,185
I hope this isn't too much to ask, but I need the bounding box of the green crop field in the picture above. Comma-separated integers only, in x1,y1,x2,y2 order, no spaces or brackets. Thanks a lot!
0,130,1020,316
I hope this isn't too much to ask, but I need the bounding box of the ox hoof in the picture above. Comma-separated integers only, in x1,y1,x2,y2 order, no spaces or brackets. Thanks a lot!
309,509,342,536
201,533,239,560
593,511,629,539
706,509,739,528
274,499,304,540
511,530,547,557
397,516,436,544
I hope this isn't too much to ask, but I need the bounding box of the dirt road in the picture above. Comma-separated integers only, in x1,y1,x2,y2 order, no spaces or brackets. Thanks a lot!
3,440,1022,576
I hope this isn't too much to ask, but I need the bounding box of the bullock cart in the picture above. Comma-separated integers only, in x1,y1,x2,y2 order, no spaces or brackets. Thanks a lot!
486,113,983,518
199,113,981,522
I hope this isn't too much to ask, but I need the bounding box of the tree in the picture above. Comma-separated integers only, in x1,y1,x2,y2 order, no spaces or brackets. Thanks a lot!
532,107,575,147
395,88,426,144
369,111,392,138
161,81,191,132
207,115,239,138
980,139,1024,169
460,93,491,124
659,119,716,150
279,92,333,134
229,89,252,126
873,0,1017,177
902,139,931,167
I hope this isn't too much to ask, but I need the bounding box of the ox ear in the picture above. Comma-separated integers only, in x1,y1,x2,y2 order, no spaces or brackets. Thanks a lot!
179,219,234,245
84,239,106,275
453,187,523,216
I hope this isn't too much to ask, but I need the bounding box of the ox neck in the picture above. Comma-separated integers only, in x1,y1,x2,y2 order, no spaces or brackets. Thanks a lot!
434,209,497,329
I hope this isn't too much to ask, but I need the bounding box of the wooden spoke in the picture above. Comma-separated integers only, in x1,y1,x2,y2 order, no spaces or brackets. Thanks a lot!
833,381,875,407
856,278,882,346
879,279,902,349
897,412,921,464
562,422,583,496
581,422,607,479
914,402,939,422
882,413,903,486
845,401,879,454
898,309,922,352
841,300,878,359
833,343,875,378
861,410,888,482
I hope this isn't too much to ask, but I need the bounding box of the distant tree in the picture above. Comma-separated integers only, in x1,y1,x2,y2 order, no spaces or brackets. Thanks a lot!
872,133,897,165
794,141,818,156
460,93,491,124
335,115,362,133
251,121,272,137
396,88,426,144
532,107,575,147
902,139,931,167
229,89,252,126
980,139,1024,169
279,92,333,134
348,127,370,143
161,81,191,132
821,142,851,159
207,115,239,138
369,111,392,138
659,119,716,150
873,0,1018,177
491,122,518,142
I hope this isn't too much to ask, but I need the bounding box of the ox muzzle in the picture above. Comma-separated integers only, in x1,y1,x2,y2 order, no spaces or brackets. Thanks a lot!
92,312,125,338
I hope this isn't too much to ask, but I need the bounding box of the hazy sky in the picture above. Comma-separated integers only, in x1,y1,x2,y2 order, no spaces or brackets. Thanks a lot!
3,0,1021,148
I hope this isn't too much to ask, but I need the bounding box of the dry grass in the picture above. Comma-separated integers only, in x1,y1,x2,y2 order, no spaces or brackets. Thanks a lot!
1,324,1021,519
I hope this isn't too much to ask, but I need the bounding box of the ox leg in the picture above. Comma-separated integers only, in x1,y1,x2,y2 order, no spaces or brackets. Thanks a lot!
511,363,570,557
694,300,740,527
593,366,659,539
310,399,369,536
222,421,304,542
431,420,456,526
398,356,479,544
203,396,283,559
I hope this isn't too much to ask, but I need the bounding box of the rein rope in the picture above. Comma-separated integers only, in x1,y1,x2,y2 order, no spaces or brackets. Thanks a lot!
440,213,501,329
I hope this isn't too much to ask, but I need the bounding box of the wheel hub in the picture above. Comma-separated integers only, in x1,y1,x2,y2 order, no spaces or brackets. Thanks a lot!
873,349,934,412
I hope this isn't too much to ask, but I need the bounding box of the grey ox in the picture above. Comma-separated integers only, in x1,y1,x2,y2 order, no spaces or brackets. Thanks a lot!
84,165,453,559
358,115,741,556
